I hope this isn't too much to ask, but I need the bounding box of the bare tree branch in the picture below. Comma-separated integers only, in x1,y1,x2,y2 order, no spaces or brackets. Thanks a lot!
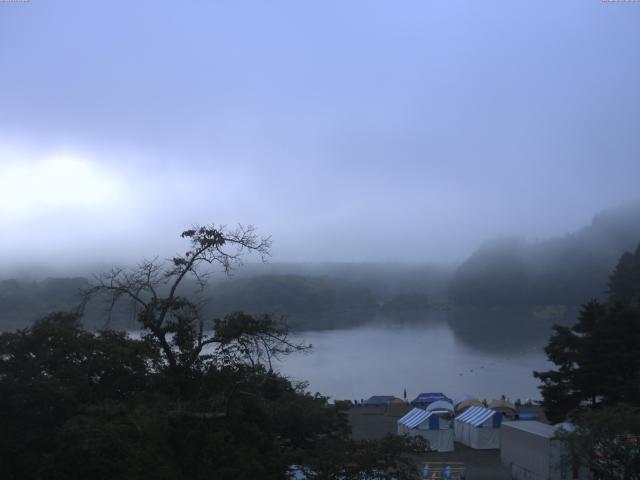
80,224,272,374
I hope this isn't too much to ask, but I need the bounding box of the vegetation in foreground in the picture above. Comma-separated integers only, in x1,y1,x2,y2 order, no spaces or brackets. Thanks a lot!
535,243,640,479
0,225,423,479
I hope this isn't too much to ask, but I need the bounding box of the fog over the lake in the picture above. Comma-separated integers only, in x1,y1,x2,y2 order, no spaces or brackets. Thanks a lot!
1,1,639,273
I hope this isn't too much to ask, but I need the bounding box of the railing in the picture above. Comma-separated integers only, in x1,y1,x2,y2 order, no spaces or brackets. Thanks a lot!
422,462,466,479
510,463,548,480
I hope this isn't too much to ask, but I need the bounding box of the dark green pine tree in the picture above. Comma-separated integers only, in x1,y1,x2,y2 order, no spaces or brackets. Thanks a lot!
608,243,640,307
535,244,640,423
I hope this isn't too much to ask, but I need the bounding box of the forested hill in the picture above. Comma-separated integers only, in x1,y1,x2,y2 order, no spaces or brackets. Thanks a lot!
203,275,378,329
0,277,91,330
2,203,639,328
449,202,640,306
0,263,453,331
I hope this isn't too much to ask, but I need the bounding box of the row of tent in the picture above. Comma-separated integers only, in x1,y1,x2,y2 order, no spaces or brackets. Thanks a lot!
365,392,519,417
390,391,517,414
398,411,587,480
397,405,502,452
390,394,588,479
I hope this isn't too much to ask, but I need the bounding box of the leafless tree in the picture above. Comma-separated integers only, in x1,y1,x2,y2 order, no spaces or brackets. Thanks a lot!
81,224,271,371
213,312,311,371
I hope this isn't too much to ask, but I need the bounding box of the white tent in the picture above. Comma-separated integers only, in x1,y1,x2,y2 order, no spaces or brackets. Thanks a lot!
426,400,454,414
397,408,454,452
454,406,502,449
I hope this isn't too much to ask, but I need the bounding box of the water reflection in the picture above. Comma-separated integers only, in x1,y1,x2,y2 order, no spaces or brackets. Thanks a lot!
316,306,579,354
279,310,557,402
446,306,576,354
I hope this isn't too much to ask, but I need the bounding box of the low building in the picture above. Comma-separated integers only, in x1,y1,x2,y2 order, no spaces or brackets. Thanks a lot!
385,398,411,417
363,395,398,406
500,421,587,480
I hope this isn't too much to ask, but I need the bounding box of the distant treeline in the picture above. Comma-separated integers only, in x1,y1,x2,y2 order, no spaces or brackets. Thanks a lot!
0,277,91,331
1,203,640,330
203,274,378,330
0,273,443,331
449,202,640,306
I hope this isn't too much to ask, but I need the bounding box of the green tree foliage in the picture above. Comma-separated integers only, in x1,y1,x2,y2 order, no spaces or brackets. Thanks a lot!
609,243,640,307
213,312,310,370
0,275,379,332
298,435,427,479
207,274,378,328
559,405,640,480
0,225,420,479
0,312,159,479
0,277,93,330
534,245,640,423
0,313,419,479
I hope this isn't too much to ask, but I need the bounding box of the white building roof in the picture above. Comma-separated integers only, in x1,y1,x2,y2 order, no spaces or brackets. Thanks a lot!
502,421,558,438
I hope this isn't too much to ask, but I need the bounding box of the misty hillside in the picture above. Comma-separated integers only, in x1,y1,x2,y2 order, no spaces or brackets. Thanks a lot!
221,262,454,303
0,277,90,330
2,203,639,330
449,202,640,306
202,274,378,329
0,268,448,332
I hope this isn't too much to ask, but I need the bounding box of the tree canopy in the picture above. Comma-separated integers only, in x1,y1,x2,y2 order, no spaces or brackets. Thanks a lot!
534,242,640,417
0,224,421,479
558,405,640,480
534,243,640,478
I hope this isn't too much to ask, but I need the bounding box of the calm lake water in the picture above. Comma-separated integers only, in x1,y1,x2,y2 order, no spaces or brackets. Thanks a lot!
127,308,565,403
276,310,560,403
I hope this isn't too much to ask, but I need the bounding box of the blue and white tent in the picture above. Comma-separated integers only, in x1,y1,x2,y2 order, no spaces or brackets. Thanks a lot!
397,408,454,452
454,406,502,449
411,392,450,407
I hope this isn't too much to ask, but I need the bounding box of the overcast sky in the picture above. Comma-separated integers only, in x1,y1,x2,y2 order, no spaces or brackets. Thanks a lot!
0,1,639,271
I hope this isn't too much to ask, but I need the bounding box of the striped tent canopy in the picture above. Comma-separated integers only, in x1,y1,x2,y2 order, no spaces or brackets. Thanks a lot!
456,406,501,427
454,406,502,449
398,408,434,429
398,408,455,452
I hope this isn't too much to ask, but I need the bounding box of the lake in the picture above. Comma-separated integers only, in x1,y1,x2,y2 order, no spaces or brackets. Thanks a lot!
276,309,563,403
